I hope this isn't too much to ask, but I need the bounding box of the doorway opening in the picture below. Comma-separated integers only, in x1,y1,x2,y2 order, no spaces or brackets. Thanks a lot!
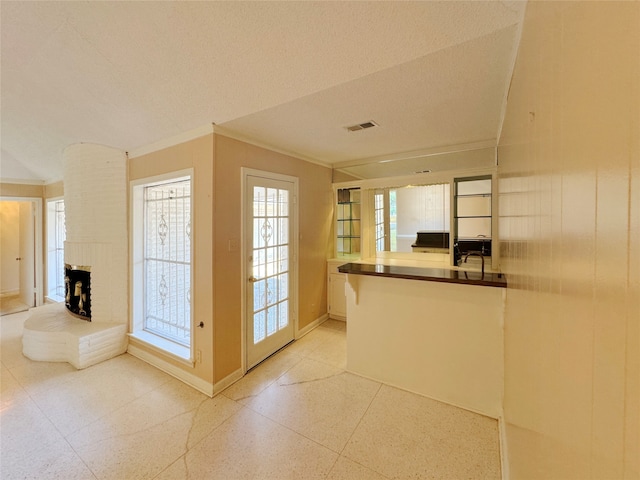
0,197,43,316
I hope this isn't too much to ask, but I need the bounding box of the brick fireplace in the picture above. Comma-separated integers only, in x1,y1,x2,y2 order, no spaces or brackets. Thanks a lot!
22,143,129,369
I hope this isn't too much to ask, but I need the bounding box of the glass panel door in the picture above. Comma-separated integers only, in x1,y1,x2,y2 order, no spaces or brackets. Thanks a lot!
246,174,295,369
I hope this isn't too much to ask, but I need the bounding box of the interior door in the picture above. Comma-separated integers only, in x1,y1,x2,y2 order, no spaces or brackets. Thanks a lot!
18,201,35,307
245,174,296,369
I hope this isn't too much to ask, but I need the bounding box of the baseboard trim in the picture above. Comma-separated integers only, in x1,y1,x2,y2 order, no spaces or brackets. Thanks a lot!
127,344,214,397
213,368,244,396
132,313,332,398
0,290,19,298
346,367,499,419
499,416,509,480
297,313,329,339
209,314,330,396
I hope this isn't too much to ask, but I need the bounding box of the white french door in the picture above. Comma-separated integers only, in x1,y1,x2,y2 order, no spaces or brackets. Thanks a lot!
244,171,297,369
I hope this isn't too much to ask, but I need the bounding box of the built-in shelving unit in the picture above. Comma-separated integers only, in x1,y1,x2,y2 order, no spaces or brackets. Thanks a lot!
454,176,492,262
336,187,361,257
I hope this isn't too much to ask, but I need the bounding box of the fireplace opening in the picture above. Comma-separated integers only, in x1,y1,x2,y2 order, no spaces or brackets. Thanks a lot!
65,264,91,321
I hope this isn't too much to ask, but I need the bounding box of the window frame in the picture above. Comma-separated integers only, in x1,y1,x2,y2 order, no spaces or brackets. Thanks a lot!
130,169,194,364
46,197,65,303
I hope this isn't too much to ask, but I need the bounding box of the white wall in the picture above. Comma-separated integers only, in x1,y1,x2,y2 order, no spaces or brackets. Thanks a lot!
346,274,504,418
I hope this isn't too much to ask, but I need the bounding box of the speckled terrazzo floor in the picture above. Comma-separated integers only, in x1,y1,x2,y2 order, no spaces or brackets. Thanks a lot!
0,294,29,316
1,312,501,479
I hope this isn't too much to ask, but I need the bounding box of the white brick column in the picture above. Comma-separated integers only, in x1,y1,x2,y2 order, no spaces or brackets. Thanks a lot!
63,143,128,324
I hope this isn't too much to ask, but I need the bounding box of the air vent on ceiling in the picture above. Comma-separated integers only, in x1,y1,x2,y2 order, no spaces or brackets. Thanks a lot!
345,121,378,132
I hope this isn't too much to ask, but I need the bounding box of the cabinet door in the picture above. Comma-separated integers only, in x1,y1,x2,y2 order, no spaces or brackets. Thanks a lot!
328,273,347,319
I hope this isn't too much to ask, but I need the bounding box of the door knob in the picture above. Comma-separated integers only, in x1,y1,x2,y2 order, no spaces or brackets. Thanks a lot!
248,276,258,283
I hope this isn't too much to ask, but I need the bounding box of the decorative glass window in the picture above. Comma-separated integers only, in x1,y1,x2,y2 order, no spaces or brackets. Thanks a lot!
131,172,193,361
143,179,191,346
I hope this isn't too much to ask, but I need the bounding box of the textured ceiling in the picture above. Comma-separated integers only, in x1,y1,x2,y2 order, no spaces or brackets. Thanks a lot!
0,1,526,183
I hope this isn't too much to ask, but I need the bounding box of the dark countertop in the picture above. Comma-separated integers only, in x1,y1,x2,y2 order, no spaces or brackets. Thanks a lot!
337,262,507,288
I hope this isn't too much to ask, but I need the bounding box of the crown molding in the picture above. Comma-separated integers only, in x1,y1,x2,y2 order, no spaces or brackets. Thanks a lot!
332,139,497,170
212,125,333,170
44,177,63,185
0,177,46,185
127,124,215,159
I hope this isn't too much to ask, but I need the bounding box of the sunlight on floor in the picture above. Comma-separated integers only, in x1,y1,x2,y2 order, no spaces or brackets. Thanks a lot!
1,314,500,479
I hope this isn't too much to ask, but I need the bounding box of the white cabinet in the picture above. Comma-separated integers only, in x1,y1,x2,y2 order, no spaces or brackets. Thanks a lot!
329,273,347,320
327,260,347,321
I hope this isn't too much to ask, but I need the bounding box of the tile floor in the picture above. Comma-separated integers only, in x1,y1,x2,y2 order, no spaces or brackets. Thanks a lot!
0,295,30,316
1,312,501,479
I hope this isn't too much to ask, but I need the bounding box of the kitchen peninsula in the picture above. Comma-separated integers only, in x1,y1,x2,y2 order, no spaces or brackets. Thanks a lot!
339,261,506,418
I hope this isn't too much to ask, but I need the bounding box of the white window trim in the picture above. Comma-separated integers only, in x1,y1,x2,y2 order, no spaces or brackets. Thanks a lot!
240,167,299,374
129,169,194,365
46,196,65,303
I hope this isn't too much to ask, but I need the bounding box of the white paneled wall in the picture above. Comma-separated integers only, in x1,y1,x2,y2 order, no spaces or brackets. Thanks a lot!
498,2,639,478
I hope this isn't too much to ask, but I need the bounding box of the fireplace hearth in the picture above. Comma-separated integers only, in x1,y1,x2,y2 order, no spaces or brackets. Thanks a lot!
22,143,128,369
65,264,91,320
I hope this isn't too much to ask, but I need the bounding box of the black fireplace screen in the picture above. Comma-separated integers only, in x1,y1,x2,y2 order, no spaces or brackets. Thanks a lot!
65,265,91,320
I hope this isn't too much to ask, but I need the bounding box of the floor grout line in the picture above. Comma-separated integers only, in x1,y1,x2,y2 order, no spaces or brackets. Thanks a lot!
1,313,500,479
